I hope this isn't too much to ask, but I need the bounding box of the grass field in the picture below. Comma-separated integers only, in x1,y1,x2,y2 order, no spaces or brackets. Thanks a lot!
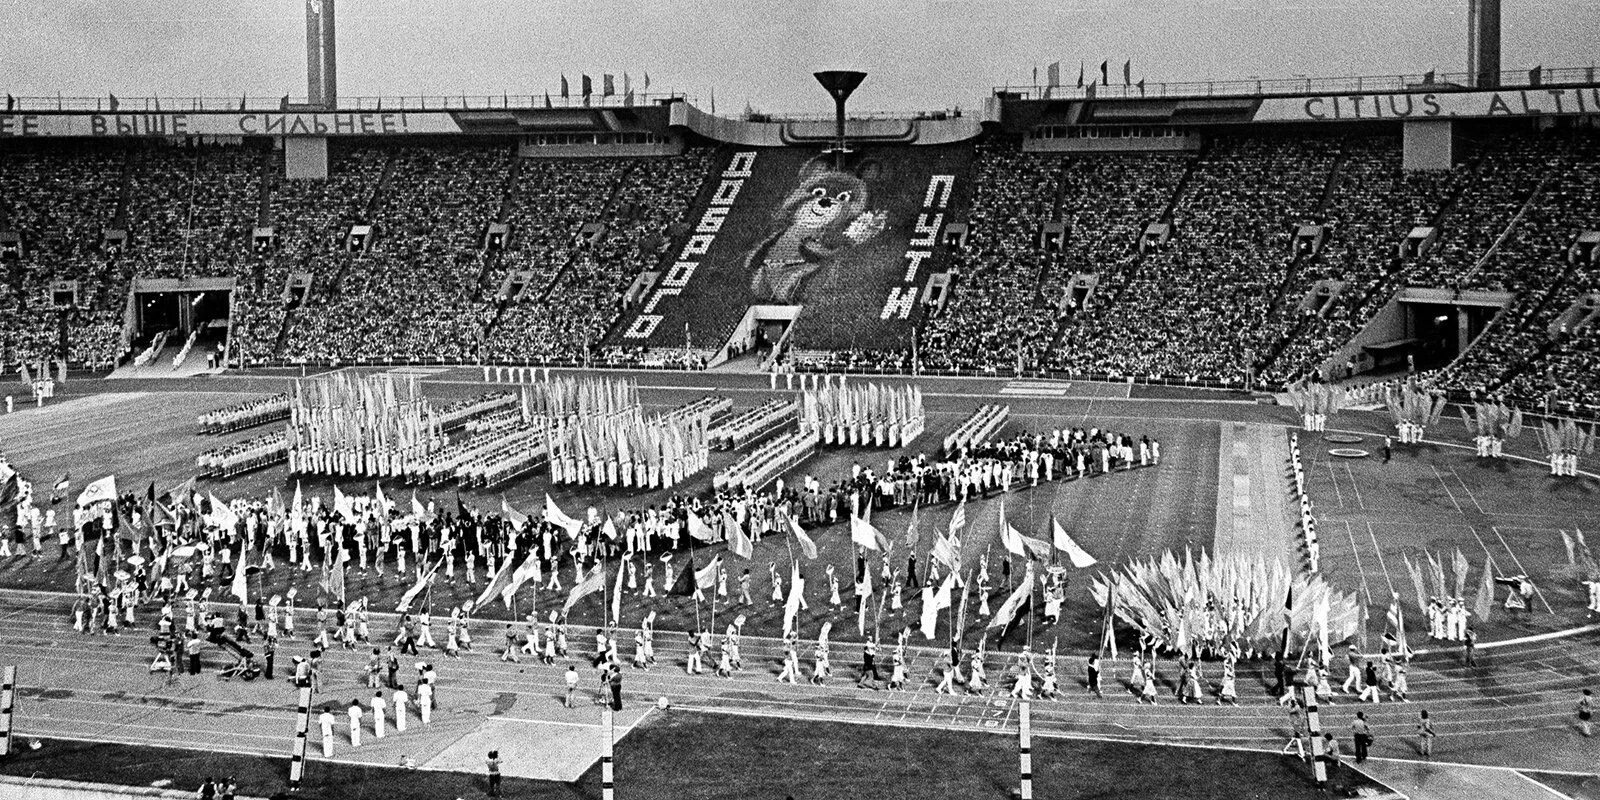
0,710,1386,800
0,375,1214,652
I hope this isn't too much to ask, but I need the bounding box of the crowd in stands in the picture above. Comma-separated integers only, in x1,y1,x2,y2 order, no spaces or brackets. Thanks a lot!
4,127,1600,416
0,143,125,368
1442,131,1600,413
1055,136,1338,385
486,152,712,364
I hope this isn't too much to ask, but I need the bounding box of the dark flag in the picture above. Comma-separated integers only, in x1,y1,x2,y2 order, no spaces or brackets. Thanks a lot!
1136,78,1146,96
544,91,553,108
1046,61,1060,88
603,74,615,96
670,556,697,596
280,95,289,110
1123,60,1132,86
108,93,119,112
581,74,593,98
1422,70,1436,84
5,94,14,111
560,74,570,98
1099,60,1108,85
643,72,651,90
457,494,474,522
1528,66,1543,87
1032,65,1038,85
1085,81,1097,101
623,90,634,107
239,95,247,111
1076,61,1084,88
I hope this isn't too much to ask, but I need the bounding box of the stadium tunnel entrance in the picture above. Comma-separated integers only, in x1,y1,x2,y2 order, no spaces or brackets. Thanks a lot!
122,276,235,373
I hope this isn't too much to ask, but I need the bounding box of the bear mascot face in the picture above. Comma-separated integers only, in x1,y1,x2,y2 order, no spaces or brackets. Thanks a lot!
746,158,889,303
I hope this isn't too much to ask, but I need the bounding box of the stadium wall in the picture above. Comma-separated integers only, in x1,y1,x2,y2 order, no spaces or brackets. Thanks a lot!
667,102,980,146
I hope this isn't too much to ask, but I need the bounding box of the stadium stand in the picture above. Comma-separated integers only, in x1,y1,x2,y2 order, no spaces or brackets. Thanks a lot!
4,122,1600,418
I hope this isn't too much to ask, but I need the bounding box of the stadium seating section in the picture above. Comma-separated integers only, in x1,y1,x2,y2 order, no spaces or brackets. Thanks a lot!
1,126,1597,415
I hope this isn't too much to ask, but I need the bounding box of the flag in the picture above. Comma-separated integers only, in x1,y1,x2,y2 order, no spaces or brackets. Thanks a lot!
789,517,817,560
948,502,967,536
292,481,304,517
603,74,615,96
930,532,958,570
1085,80,1097,100
610,558,626,624
581,74,593,98
728,522,754,559
230,546,249,601
544,91,552,108
643,72,650,90
411,491,427,520
475,558,516,609
210,494,239,532
52,473,70,498
501,496,528,528
560,74,569,98
1473,556,1496,623
1100,60,1108,84
0,462,19,510
857,564,873,636
782,562,805,637
76,475,116,509
18,363,31,386
327,548,347,603
904,504,921,549
1385,594,1409,658
1001,521,1050,560
1423,69,1436,83
1123,59,1131,85
1099,573,1118,659
920,570,955,639
501,554,542,609
687,511,717,543
333,485,355,521
1046,62,1060,87
563,564,606,613
544,494,580,534
851,514,889,552
109,93,118,111
374,482,390,514
1136,78,1145,96
1051,518,1098,568
396,558,441,612
1076,61,1084,87
987,563,1034,632
670,556,699,596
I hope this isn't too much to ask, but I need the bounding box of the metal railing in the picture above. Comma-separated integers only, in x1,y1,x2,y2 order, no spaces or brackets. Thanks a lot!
993,66,1600,101
0,92,688,114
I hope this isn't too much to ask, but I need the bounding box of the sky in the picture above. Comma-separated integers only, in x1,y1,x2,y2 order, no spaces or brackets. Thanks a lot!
1,0,1596,114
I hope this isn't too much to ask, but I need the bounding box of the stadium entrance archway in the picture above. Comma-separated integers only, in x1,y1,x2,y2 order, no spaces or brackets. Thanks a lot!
1320,287,1510,378
117,276,235,376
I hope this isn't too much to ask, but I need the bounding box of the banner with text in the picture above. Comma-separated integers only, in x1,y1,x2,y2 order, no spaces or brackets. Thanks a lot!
1253,87,1600,123
0,111,465,138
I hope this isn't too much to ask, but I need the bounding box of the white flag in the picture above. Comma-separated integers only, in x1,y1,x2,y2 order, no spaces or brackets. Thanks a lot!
851,515,889,552
920,570,955,639
544,494,581,535
1051,518,1098,568
75,475,116,509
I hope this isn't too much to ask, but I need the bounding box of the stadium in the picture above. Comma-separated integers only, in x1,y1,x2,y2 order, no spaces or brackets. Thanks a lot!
0,1,1598,798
